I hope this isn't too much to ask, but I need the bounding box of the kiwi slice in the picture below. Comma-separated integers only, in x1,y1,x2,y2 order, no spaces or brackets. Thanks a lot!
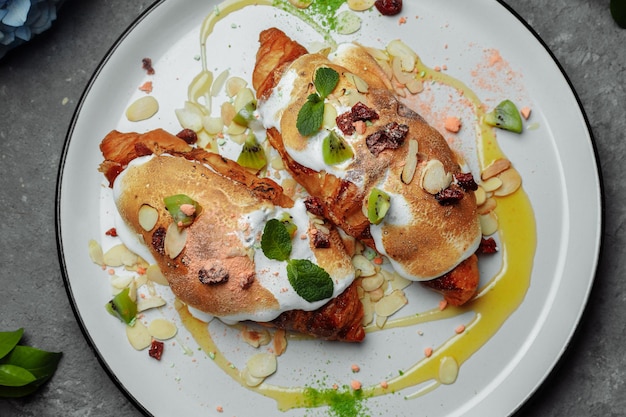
484,99,523,133
232,100,257,127
279,213,298,238
237,132,266,171
322,131,353,165
367,188,391,225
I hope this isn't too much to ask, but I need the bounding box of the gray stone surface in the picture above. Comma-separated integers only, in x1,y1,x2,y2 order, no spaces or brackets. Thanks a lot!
0,0,623,416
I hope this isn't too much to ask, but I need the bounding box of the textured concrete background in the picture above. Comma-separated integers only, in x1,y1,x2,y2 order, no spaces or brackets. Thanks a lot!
0,0,623,416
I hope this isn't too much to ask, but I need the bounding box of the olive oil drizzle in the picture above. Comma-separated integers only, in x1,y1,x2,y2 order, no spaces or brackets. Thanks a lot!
178,0,537,412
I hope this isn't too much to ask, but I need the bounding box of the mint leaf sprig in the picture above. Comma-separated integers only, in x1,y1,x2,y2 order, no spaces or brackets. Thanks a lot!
296,67,340,137
0,328,62,398
261,219,334,302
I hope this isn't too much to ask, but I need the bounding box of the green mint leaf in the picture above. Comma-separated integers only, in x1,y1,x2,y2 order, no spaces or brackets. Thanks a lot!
261,219,292,261
314,67,339,99
287,259,334,302
0,364,36,387
0,329,23,360
296,98,325,137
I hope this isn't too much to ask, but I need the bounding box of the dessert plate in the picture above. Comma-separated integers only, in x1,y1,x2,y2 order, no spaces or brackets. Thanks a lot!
57,1,602,416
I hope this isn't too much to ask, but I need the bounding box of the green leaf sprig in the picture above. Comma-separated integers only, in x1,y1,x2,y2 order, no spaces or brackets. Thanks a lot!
0,328,62,398
261,219,334,302
296,67,340,137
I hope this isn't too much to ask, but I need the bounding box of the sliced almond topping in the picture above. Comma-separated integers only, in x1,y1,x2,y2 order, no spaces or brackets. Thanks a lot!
148,318,178,340
391,56,414,85
481,177,503,193
361,272,385,292
405,78,424,94
477,197,497,215
389,274,412,291
225,76,248,98
146,264,169,286
421,159,453,194
273,329,287,356
494,168,522,196
241,327,271,348
352,254,376,277
126,321,152,350
138,204,158,232
401,139,419,184
247,352,277,379
375,314,388,329
164,223,187,259
137,296,167,313
479,212,499,236
344,72,369,93
103,244,138,268
374,289,408,317
88,239,104,266
481,158,511,180
220,101,236,126
111,274,133,290
210,69,229,97
368,287,385,302
202,116,224,135
474,186,487,206
386,39,417,72
126,96,159,122
241,367,265,387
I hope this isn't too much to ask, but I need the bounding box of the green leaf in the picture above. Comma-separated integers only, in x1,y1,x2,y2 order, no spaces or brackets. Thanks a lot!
0,364,36,387
0,329,23,360
296,98,325,137
314,67,339,99
287,259,334,302
0,345,62,380
261,219,292,261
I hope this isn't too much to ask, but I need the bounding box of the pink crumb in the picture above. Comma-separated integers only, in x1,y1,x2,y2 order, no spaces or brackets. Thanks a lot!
138,81,153,93
455,324,466,334
351,364,360,373
380,380,389,389
444,117,462,133
438,299,448,311
424,347,433,357
180,203,196,216
216,405,223,413
350,380,362,390
398,16,407,25
521,106,532,120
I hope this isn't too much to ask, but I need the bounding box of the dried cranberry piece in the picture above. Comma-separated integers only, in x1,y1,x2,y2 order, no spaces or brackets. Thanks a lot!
336,111,355,135
374,0,402,16
148,340,164,360
198,264,229,285
142,57,155,75
351,102,379,122
105,227,118,237
366,122,409,156
435,188,464,205
176,128,198,144
152,227,167,255
478,237,498,254
455,172,478,191
304,196,325,217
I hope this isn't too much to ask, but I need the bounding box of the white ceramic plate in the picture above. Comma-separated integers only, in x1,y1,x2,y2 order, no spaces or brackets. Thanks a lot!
57,1,602,416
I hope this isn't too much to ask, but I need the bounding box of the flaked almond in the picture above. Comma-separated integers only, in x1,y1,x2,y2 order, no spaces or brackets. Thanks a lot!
103,244,138,267
126,321,152,350
361,272,385,292
138,204,158,231
421,159,452,194
401,139,418,184
374,289,408,317
211,69,229,97
221,101,236,126
481,158,511,180
375,314,388,329
480,212,499,236
247,352,277,378
474,186,487,206
368,287,385,302
391,56,414,85
273,329,287,356
148,318,178,340
146,264,169,286
352,254,376,277
477,197,497,215
187,71,213,104
386,39,417,72
241,327,271,348
494,168,522,196
174,101,203,131
439,356,459,385
225,76,248,98
241,367,265,387
126,96,159,122
164,223,187,259
347,0,375,11
111,274,133,290
361,296,374,325
389,274,412,291
481,177,503,193
344,72,369,93
226,121,247,135
202,116,224,135
88,239,104,266
405,77,424,94
137,296,167,312
234,87,255,112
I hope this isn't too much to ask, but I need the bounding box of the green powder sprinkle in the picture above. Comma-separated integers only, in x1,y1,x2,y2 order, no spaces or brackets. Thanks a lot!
304,386,371,417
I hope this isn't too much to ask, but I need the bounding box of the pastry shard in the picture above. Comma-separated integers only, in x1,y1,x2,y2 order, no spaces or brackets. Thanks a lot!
253,28,482,305
99,129,364,342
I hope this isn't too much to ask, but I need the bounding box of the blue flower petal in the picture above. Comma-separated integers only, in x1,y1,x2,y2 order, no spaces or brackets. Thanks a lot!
0,27,14,45
3,0,32,27
14,23,30,40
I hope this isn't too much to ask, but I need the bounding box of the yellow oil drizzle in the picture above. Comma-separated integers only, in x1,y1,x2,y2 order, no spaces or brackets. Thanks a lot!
177,0,537,412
